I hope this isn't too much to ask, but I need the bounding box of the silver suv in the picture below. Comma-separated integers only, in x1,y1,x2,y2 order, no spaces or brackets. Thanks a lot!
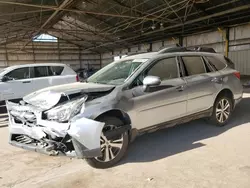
7,47,243,169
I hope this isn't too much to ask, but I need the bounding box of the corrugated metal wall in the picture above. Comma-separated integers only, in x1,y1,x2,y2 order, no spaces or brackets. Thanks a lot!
229,50,250,75
3,24,250,75
0,39,101,71
228,24,250,75
101,24,250,75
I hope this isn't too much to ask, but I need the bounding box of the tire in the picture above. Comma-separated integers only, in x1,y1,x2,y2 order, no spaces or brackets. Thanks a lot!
85,116,129,169
209,95,233,127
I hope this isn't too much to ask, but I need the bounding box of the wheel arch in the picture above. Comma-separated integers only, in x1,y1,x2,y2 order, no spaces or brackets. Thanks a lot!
214,88,234,107
94,109,138,142
94,109,131,126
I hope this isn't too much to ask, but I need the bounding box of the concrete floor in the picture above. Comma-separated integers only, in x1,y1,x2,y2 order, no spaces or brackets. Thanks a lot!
1,93,250,188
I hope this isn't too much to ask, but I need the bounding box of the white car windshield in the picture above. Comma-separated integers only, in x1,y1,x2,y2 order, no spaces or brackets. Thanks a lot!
87,59,148,85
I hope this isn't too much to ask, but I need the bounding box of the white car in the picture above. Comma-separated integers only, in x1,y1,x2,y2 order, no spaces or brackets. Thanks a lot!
0,63,78,103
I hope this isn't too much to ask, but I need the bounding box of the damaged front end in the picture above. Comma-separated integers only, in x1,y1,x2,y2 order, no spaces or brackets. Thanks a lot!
7,95,105,158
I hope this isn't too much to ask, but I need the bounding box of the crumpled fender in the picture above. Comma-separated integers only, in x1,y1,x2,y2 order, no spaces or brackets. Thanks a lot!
68,117,105,150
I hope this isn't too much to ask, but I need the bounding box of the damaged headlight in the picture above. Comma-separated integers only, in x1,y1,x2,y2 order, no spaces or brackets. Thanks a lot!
45,95,87,122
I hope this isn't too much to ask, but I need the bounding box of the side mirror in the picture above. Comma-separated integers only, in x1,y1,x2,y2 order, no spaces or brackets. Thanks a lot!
1,76,10,82
143,76,161,91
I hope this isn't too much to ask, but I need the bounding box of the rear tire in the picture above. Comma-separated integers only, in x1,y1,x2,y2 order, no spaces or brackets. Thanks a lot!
209,95,233,127
86,116,129,169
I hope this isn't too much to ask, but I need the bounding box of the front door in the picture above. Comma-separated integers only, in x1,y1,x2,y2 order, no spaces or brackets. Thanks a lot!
1,67,33,100
127,57,188,130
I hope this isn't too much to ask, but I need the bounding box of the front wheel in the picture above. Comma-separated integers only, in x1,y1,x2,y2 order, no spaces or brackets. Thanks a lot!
209,96,233,127
86,116,129,169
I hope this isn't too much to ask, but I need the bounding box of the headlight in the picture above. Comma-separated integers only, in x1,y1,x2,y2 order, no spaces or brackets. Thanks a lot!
45,96,87,122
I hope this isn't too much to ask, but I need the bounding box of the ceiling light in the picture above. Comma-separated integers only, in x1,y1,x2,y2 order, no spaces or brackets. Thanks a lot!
151,24,156,30
160,23,164,29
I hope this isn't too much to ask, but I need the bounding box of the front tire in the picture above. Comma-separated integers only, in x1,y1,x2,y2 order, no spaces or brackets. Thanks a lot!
86,116,129,169
210,96,233,127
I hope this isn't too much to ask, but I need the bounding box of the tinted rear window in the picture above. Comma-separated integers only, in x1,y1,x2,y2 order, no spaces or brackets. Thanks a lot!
48,66,64,76
34,66,48,77
206,56,226,70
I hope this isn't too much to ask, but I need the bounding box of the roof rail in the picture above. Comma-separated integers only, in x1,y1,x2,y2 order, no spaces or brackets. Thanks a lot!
125,51,150,57
158,46,188,54
158,45,216,54
186,46,216,53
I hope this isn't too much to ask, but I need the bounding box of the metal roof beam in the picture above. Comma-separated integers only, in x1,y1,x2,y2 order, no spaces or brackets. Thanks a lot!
19,0,74,50
0,1,156,21
83,3,250,51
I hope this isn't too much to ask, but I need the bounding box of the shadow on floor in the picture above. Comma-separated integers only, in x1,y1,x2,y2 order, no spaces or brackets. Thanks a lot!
120,95,250,165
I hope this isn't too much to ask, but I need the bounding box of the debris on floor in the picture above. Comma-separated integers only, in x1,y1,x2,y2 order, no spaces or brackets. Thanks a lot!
147,178,154,181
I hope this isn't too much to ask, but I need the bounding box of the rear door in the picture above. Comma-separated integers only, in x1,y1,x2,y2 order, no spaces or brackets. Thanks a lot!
58,65,77,83
180,55,222,115
31,65,76,92
30,66,51,92
47,66,70,85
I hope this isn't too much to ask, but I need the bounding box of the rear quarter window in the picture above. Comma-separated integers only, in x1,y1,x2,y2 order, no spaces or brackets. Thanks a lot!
48,66,64,76
205,56,226,70
224,56,235,69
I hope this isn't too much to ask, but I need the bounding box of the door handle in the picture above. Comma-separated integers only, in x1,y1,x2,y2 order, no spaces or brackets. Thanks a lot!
22,81,31,83
176,85,185,92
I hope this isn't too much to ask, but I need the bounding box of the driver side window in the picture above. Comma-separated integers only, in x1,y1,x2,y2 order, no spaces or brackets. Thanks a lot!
132,57,179,87
147,57,179,80
5,67,30,80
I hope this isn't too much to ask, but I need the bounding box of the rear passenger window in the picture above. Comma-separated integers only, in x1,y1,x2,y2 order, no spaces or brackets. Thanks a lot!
206,56,226,70
48,66,64,76
182,56,206,76
147,57,179,80
34,66,48,77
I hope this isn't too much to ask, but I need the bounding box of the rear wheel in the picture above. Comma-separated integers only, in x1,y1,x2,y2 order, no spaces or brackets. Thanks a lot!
210,96,233,126
86,116,129,169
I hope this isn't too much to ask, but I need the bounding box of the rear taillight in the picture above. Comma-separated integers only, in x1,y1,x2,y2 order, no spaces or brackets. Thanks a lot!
76,75,80,82
233,71,240,79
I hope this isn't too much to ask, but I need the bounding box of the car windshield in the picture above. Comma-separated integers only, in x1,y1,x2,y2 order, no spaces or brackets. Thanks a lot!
87,59,148,85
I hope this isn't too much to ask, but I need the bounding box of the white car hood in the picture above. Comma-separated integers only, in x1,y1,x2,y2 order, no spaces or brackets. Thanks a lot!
23,82,115,110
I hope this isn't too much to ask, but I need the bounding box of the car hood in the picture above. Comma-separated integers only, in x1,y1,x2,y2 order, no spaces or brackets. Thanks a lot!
23,82,115,110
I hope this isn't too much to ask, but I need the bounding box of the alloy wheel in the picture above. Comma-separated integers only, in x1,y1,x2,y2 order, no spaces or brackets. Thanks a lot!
216,98,231,123
95,125,124,162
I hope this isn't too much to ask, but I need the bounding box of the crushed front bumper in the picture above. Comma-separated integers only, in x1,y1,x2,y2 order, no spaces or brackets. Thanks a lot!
7,101,105,158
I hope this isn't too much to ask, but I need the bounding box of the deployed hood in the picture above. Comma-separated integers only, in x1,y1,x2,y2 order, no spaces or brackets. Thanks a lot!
23,82,115,110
